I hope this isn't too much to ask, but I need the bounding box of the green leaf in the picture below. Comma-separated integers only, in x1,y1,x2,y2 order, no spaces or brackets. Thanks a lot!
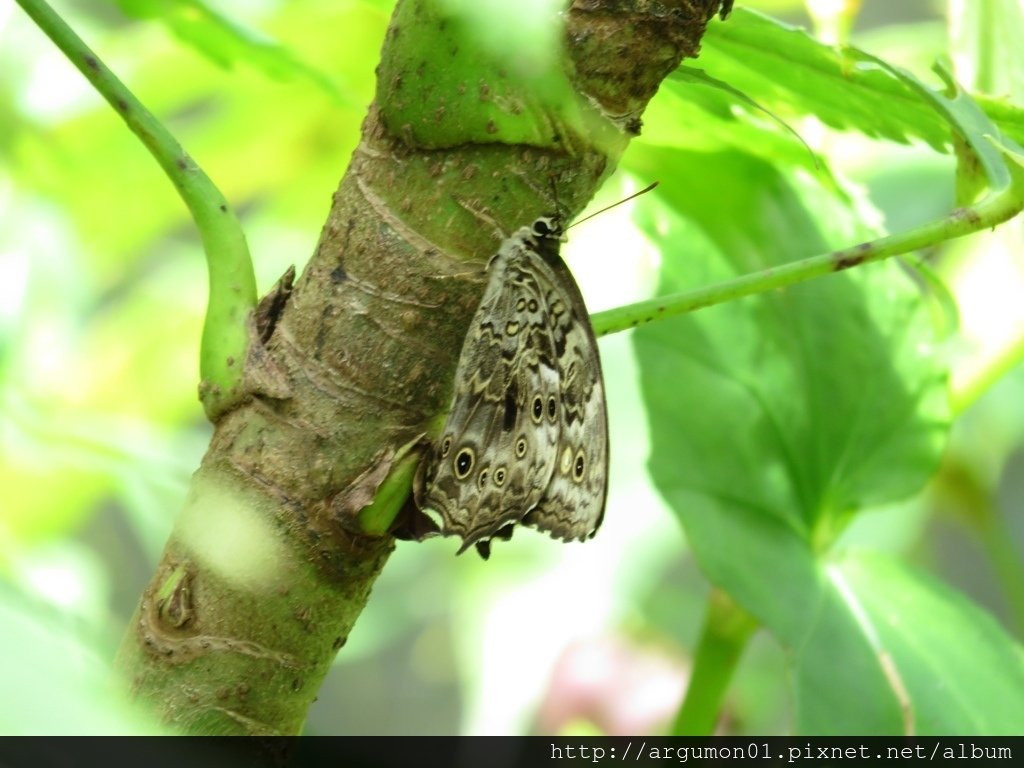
630,145,951,732
111,0,351,103
887,60,1018,196
830,554,1024,735
698,8,951,150
642,67,832,190
672,66,817,165
693,8,1024,153
974,95,1024,147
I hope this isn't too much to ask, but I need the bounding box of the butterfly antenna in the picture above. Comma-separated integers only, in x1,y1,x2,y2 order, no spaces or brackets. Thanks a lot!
568,181,659,229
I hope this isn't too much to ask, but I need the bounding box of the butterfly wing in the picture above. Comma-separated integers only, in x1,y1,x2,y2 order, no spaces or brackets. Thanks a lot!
521,250,608,542
417,238,561,551
417,217,608,553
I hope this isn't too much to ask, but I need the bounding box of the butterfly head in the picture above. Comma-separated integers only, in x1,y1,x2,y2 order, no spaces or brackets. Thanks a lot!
523,215,566,265
530,215,565,241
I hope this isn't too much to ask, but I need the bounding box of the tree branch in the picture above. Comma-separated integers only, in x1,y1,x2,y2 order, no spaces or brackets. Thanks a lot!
110,0,732,734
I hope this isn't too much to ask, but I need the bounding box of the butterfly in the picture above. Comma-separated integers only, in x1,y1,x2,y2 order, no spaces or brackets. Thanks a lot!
414,212,609,558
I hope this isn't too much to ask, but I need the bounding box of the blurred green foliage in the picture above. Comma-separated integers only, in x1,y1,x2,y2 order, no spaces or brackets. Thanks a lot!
1,0,1022,736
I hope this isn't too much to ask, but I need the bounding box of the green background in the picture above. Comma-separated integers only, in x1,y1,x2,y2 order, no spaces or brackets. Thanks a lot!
2,0,1023,735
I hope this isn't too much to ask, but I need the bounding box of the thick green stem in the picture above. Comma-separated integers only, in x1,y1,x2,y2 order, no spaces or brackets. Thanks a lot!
16,0,257,421
672,589,758,735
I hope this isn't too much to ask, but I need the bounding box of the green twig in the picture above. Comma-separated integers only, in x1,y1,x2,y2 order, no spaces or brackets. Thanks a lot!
16,0,257,421
593,176,1023,337
672,589,758,735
